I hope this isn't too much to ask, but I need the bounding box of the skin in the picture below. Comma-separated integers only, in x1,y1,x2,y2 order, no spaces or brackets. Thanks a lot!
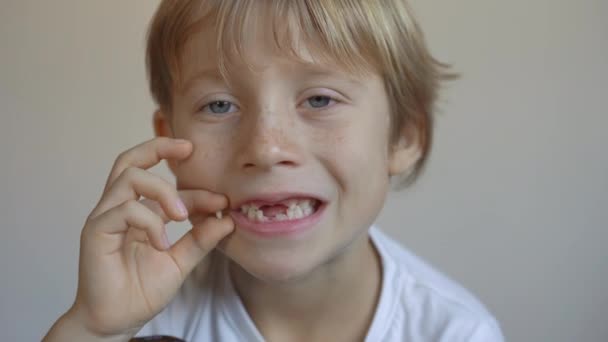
154,26,421,341
44,138,235,342
44,17,421,342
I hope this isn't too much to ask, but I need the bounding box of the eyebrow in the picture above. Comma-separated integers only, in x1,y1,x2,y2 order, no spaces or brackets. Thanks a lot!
179,68,225,95
287,58,368,82
180,63,367,95
299,69,367,88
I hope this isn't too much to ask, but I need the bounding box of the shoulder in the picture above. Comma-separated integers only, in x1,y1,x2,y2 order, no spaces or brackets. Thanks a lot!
369,227,505,341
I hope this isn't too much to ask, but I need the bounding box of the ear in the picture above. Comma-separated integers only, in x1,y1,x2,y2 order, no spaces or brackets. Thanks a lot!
153,110,180,175
388,125,422,176
153,109,173,138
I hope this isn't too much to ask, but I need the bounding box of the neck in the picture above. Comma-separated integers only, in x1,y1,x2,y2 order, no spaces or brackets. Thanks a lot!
229,231,382,341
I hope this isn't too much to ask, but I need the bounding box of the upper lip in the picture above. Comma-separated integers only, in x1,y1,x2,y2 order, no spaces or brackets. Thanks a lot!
230,192,327,210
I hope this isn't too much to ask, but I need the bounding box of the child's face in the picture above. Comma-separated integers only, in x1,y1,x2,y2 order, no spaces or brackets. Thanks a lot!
155,25,419,282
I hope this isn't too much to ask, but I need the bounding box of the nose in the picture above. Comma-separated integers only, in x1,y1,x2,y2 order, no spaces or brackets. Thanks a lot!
235,108,303,172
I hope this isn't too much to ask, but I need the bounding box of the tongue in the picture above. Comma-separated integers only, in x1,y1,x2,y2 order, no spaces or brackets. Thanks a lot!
261,204,288,217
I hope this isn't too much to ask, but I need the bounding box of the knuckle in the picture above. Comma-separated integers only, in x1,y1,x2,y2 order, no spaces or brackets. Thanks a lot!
122,166,140,179
114,151,130,168
85,210,97,223
82,216,96,234
121,199,140,213
82,211,106,236
123,166,139,177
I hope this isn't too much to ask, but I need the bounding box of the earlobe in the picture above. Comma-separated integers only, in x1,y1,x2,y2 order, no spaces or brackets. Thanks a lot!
388,135,421,176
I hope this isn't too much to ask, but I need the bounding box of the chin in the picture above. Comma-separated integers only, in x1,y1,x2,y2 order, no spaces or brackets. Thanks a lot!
218,235,327,284
240,259,317,284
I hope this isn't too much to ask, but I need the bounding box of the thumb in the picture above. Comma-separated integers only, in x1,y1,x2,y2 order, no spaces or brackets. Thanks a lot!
168,216,234,278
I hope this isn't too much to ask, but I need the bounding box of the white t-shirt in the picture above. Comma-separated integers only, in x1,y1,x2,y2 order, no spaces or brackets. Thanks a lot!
135,226,504,341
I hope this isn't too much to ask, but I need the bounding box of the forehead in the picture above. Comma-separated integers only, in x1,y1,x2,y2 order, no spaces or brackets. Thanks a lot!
180,25,315,73
174,5,376,90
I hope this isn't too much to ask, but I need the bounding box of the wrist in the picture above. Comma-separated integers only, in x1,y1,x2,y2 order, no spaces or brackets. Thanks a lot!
43,307,135,342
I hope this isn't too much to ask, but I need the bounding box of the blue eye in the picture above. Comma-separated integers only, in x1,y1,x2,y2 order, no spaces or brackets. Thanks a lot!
306,96,332,108
202,100,237,115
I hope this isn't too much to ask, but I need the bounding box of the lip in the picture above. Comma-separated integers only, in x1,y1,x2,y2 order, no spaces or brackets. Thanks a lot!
229,192,328,238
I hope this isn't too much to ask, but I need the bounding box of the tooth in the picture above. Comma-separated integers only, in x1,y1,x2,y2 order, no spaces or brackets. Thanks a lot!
286,199,298,209
303,206,312,216
241,205,248,214
256,210,265,222
294,206,304,219
300,200,311,211
248,207,257,220
276,214,288,221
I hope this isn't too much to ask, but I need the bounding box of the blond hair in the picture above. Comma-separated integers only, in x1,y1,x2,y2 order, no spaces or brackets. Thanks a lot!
146,0,453,186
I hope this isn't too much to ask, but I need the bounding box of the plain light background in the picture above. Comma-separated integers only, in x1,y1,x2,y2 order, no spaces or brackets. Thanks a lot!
1,0,606,341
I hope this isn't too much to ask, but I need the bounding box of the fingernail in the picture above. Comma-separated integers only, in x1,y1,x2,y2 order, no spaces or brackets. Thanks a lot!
162,232,171,250
176,199,188,217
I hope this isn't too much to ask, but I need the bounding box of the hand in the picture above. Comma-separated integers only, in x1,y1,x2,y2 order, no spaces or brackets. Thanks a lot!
65,137,233,339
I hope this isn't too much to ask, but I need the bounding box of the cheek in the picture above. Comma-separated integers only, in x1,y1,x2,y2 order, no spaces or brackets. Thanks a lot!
318,118,390,182
173,133,231,190
323,129,389,233
320,115,391,218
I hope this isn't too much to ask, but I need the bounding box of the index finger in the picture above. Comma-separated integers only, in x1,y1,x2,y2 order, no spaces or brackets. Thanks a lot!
140,189,229,223
104,137,192,192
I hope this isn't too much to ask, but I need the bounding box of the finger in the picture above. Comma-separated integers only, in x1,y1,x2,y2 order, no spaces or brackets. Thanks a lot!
104,137,192,192
124,225,149,245
168,216,235,278
140,189,228,223
85,200,169,252
91,167,185,221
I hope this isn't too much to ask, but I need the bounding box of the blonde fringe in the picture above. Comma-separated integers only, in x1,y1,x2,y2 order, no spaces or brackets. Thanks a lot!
146,0,455,187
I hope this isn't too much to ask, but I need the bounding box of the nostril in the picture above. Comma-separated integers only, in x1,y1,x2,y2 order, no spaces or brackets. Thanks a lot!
278,160,296,167
242,160,295,169
237,140,302,170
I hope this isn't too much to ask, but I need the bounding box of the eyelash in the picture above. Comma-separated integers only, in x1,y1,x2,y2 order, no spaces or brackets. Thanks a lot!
198,95,340,117
302,95,337,109
199,100,239,115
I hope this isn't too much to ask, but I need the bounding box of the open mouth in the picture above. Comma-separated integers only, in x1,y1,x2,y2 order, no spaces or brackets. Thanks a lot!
238,198,322,223
229,193,328,237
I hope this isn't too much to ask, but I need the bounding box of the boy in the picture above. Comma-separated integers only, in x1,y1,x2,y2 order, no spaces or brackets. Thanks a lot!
45,0,504,341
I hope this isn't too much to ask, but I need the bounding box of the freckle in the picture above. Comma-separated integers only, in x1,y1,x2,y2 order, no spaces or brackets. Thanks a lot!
328,131,345,144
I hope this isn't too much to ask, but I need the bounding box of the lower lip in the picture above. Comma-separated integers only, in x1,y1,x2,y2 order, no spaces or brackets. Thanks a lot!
230,203,327,238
